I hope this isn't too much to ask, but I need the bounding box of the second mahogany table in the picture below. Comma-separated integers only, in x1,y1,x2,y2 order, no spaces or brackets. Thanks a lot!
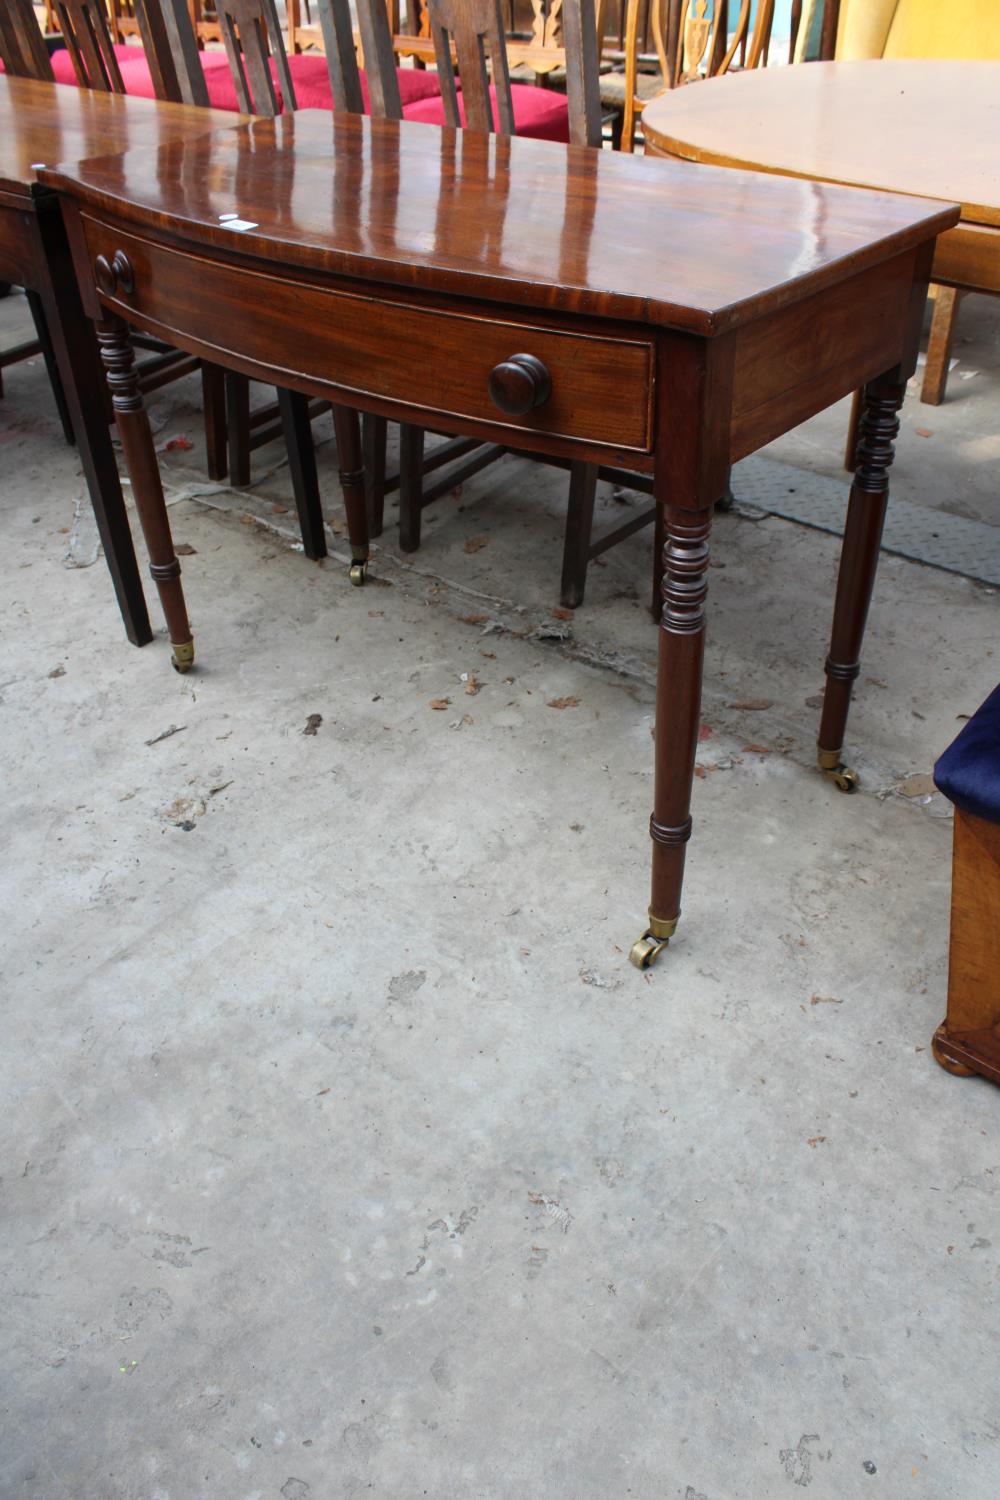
42,112,956,965
0,75,243,644
642,60,1000,410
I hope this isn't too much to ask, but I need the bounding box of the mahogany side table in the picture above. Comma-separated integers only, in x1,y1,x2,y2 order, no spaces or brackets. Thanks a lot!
42,112,957,963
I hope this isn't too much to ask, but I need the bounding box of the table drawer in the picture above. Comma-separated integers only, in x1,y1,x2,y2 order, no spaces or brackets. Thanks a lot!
80,216,655,455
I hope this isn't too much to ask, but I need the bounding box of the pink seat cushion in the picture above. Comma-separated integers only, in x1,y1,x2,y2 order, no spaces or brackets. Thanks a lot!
286,53,441,113
49,40,139,85
117,47,245,111
403,83,570,142
115,49,441,116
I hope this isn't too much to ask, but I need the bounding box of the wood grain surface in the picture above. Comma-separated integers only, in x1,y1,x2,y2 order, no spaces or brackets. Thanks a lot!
0,74,244,203
642,60,1000,231
40,105,957,335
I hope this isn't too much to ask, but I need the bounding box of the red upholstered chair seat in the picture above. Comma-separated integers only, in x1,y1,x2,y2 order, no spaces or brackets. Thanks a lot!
114,48,442,116
403,83,570,141
49,40,139,84
117,46,245,110
286,52,442,113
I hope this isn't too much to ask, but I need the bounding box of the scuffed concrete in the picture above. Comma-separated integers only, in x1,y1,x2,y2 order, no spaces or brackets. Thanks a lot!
2,285,999,1500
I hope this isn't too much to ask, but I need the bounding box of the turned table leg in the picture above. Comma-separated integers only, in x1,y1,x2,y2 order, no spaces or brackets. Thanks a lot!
332,404,370,586
98,315,194,672
631,504,713,969
817,371,905,791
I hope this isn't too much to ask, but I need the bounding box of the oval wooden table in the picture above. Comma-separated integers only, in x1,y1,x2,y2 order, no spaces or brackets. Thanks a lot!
643,60,1000,408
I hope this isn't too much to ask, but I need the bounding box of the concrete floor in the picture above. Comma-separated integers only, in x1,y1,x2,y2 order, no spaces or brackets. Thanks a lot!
1,286,999,1500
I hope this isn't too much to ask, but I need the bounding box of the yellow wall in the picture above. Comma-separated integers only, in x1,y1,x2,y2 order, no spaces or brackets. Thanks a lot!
837,0,1000,60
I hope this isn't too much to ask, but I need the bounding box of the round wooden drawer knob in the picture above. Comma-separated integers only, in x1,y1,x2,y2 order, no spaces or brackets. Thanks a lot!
93,250,135,297
488,353,551,416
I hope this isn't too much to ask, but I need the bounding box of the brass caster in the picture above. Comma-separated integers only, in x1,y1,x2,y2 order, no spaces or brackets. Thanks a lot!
349,561,368,587
629,912,678,971
931,1025,976,1077
630,931,669,970
818,749,859,793
171,640,195,674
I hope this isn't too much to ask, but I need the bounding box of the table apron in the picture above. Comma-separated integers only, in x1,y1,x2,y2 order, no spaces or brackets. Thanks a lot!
0,205,40,289
729,248,919,462
75,211,657,468
933,223,1000,297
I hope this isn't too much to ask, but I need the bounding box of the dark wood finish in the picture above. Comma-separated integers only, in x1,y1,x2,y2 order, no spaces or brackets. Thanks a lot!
133,0,211,107
0,0,56,79
932,809,1000,1086
0,75,245,645
818,0,839,62
44,109,953,953
277,385,327,559
429,0,515,133
53,0,127,90
217,0,296,116
643,58,1000,424
97,313,194,668
317,0,368,115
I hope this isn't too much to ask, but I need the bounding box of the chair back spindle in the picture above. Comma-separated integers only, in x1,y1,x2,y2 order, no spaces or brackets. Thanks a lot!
428,0,515,134
317,0,369,114
216,0,296,116
0,0,56,79
132,0,211,106
52,0,127,90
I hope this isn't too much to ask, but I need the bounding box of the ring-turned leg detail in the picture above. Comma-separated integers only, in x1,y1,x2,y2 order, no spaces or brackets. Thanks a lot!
634,505,712,971
97,316,194,670
818,373,905,792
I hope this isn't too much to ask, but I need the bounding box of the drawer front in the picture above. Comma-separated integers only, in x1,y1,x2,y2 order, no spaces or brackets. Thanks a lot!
80,216,654,455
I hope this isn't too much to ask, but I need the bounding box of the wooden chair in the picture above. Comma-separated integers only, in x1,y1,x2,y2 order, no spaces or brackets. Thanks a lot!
40,0,231,477
619,0,776,152
349,0,662,608
201,0,371,576
0,0,56,78
0,0,76,443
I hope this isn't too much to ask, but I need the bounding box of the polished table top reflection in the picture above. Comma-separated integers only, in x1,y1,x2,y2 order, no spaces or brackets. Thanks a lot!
41,110,957,967
0,74,245,647
0,74,244,206
45,108,954,335
640,60,1000,228
640,59,1000,418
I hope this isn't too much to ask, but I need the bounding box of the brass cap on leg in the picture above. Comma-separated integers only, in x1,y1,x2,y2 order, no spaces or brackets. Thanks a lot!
171,639,195,674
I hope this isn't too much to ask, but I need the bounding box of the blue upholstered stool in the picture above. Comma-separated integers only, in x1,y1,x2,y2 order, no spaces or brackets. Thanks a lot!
932,684,1000,1082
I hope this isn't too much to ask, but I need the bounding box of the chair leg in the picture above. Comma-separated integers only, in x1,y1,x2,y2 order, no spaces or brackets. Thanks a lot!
932,809,1000,1081
26,289,74,445
921,285,963,407
277,386,327,560
843,387,863,472
651,500,665,619
225,371,251,487
362,412,388,538
398,423,425,553
560,461,598,608
201,362,228,481
332,405,369,585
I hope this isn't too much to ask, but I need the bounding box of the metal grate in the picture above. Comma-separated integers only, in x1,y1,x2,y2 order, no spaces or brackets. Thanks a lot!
732,454,1000,588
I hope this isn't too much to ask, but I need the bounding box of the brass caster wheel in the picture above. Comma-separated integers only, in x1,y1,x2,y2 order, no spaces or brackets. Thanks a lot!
629,931,669,970
171,640,195,674
629,913,678,971
932,1026,976,1077
829,764,859,794
818,749,859,793
349,560,368,587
